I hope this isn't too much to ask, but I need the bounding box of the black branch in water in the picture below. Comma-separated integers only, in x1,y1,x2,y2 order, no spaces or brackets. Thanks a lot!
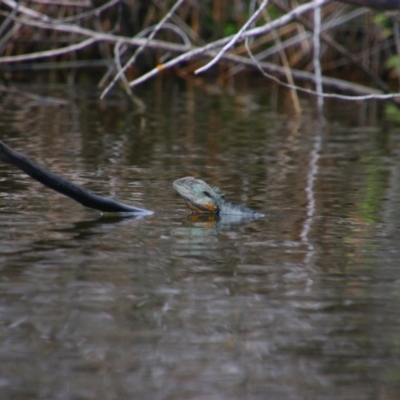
0,140,153,215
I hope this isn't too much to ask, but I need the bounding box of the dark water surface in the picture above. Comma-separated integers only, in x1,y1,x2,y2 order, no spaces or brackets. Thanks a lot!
1,82,400,399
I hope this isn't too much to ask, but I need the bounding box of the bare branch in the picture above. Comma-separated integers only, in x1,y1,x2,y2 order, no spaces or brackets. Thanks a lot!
245,39,400,101
100,0,185,99
130,0,334,86
313,0,324,115
269,1,391,94
0,37,97,64
195,0,269,75
2,0,333,71
61,0,120,22
2,0,54,22
0,12,192,62
243,0,332,40
29,0,92,6
1,0,398,106
262,3,301,115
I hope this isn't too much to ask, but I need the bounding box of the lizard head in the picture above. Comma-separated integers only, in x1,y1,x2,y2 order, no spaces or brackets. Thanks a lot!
173,176,224,214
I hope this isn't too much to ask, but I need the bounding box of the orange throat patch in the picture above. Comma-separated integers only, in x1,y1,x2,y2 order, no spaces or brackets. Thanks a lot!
186,200,218,213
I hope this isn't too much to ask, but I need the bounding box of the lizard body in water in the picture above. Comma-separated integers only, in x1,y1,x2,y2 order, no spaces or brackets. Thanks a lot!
173,176,264,216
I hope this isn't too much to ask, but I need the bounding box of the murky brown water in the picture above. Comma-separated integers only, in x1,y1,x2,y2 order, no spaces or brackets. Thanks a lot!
1,81,400,399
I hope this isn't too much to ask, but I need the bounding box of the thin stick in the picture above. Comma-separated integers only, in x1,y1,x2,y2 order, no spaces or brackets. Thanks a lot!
129,0,333,86
30,0,91,6
0,37,97,64
0,12,190,63
97,22,191,91
269,1,390,93
262,4,301,115
0,8,21,54
313,0,324,115
153,0,204,45
100,0,185,99
61,0,120,22
2,0,53,22
244,39,400,101
195,0,269,75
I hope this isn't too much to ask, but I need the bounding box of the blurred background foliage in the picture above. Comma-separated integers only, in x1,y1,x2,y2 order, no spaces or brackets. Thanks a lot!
0,0,400,88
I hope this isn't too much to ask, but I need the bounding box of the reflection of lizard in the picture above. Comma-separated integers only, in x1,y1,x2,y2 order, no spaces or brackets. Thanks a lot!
173,176,264,216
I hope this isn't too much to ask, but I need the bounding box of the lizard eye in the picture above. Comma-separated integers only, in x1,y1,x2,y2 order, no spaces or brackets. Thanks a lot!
203,191,212,198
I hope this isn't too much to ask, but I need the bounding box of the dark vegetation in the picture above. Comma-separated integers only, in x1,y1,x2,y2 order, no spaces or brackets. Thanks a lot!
0,0,400,110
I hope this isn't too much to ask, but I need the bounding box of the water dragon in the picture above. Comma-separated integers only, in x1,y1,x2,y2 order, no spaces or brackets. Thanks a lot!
173,176,263,216
0,139,262,217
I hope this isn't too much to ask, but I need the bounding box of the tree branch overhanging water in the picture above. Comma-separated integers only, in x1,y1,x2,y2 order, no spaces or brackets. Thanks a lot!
0,140,153,215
